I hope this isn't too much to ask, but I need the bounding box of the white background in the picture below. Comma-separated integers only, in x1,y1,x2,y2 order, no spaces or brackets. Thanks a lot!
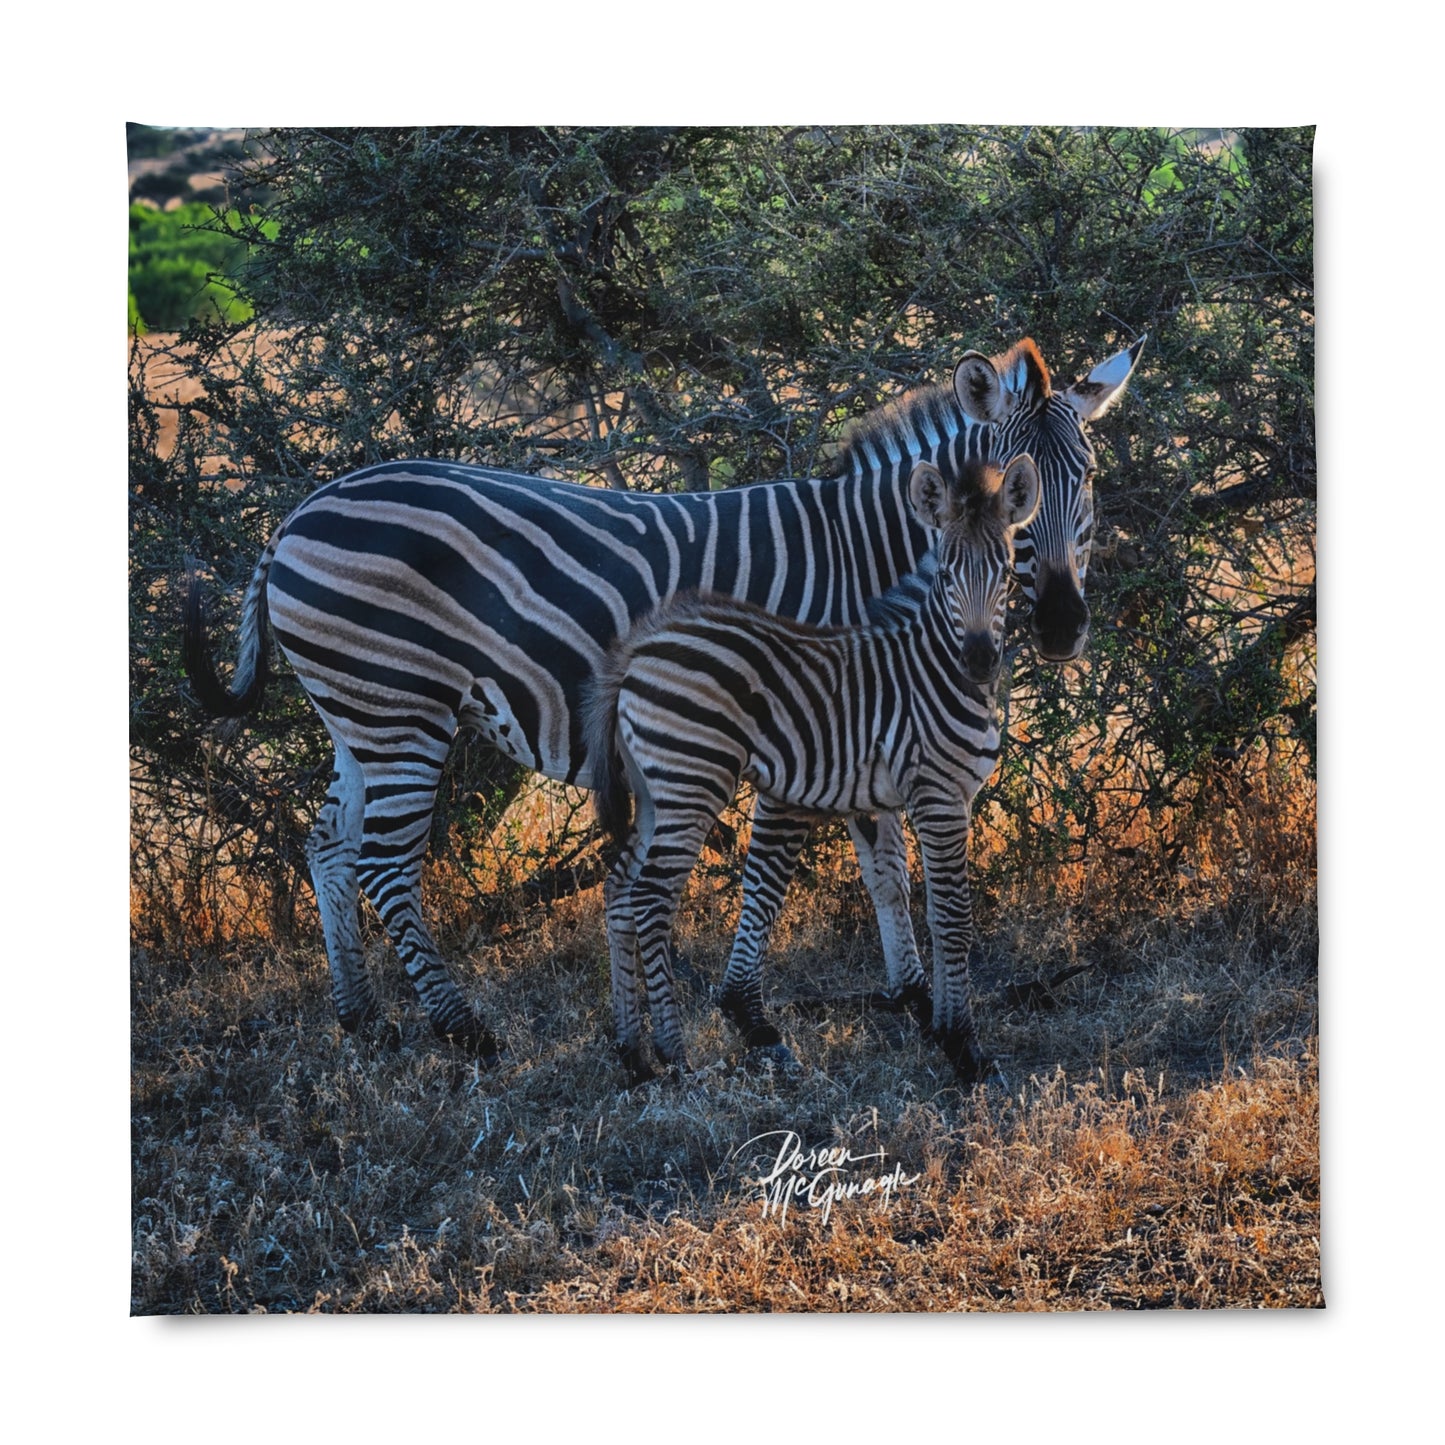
4,4,1437,1439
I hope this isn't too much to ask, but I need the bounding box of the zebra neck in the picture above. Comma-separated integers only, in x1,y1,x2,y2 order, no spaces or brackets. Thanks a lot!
833,397,978,605
838,380,974,483
840,396,984,487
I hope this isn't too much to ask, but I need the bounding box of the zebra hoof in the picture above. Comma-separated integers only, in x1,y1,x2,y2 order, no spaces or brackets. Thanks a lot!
618,1046,656,1088
741,1020,784,1049
659,1057,693,1084
939,1032,989,1087
746,1040,800,1074
902,983,933,1030
717,986,775,1045
435,1015,501,1065
336,999,381,1034
867,982,932,1028
930,1028,988,1086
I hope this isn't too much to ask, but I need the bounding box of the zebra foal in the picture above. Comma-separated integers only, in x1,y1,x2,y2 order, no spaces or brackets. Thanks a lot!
587,456,1041,1083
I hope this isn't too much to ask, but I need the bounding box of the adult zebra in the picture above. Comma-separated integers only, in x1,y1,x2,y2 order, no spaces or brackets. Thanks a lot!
184,335,1143,1056
588,456,1041,1082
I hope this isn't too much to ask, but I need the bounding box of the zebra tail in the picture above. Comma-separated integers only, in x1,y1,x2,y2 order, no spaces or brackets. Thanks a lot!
182,541,276,718
583,643,635,851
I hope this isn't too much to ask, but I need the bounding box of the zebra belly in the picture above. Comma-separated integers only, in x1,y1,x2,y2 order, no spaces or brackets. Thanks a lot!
749,732,1000,824
744,744,906,819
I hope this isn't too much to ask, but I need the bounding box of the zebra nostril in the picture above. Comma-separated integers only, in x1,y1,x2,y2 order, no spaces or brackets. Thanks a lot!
962,637,999,681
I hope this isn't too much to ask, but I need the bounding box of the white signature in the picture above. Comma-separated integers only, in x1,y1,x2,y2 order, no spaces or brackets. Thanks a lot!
732,1130,922,1226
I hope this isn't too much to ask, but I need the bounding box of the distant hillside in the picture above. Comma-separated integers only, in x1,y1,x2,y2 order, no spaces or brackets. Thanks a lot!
127,124,254,210
127,126,275,331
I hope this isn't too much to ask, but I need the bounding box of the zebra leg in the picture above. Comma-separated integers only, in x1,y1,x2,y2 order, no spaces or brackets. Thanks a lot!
717,795,811,1050
603,833,654,1085
847,812,931,1027
630,806,717,1071
353,756,497,1060
912,798,988,1085
305,735,376,1032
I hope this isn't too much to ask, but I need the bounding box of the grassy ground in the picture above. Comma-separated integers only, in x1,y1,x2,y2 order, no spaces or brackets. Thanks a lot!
131,760,1318,1312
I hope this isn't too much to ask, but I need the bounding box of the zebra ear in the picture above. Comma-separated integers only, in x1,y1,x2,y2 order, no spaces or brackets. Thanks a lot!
908,462,955,530
953,352,1007,423
1062,335,1146,421
998,455,1041,531
955,338,1051,423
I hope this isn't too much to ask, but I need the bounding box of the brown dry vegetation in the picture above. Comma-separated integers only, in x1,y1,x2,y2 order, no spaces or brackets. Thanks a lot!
131,750,1318,1313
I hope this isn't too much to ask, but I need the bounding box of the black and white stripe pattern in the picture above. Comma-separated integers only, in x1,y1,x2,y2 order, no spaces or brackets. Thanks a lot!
587,458,1041,1082
184,337,1142,1052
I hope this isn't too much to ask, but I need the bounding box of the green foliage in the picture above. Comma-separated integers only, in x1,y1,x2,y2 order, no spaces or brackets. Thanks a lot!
130,126,1314,919
128,202,268,331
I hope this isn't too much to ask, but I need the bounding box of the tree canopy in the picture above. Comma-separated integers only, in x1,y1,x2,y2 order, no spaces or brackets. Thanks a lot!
129,125,1314,937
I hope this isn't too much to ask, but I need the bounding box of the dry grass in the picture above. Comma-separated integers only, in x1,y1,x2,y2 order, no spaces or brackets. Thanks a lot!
131,759,1318,1312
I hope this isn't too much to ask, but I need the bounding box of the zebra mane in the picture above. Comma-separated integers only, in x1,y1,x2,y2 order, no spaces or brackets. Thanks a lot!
824,381,960,479
826,340,1060,480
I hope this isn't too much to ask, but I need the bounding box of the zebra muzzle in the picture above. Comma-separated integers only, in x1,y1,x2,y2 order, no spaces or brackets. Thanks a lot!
1030,570,1090,660
961,633,1001,685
